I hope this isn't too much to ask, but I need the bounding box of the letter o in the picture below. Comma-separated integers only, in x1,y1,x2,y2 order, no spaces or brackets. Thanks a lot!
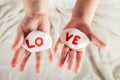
35,37,43,47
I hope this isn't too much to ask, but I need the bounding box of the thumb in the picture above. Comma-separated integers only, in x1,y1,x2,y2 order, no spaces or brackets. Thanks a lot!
88,33,107,49
54,39,63,53
11,27,24,50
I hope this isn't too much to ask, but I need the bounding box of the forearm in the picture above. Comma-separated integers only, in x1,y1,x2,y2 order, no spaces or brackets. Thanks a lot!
23,0,48,15
72,0,100,24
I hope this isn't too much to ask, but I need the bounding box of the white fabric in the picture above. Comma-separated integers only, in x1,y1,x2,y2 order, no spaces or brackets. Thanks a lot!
0,0,120,80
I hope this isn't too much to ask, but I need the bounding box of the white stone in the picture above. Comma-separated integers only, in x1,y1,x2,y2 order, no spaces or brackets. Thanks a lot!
60,28,90,50
22,31,52,53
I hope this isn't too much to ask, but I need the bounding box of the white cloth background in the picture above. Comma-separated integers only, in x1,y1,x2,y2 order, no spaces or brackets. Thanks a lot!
0,0,120,80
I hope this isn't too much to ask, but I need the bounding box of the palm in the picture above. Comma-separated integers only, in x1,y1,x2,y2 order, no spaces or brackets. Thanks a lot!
11,14,53,73
54,17,106,73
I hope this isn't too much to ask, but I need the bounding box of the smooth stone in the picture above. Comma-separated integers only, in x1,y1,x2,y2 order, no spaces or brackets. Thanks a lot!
60,28,90,50
22,31,52,53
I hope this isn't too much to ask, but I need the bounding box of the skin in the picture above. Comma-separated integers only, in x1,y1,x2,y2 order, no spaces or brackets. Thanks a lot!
11,0,53,73
54,0,107,73
11,0,107,73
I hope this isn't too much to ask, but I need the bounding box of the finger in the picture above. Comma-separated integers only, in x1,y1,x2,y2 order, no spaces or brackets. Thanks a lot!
67,50,76,70
88,33,107,48
54,39,63,53
58,45,69,68
47,48,53,62
11,27,24,50
11,47,25,67
19,50,31,72
74,49,84,73
35,52,41,73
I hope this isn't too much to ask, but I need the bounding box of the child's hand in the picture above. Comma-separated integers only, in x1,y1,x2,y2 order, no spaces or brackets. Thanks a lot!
54,17,107,73
11,14,53,73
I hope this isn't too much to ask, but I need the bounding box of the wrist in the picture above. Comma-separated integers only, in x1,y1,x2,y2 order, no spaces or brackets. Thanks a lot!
25,10,48,16
71,15,91,25
23,0,48,15
25,13,48,19
72,0,100,25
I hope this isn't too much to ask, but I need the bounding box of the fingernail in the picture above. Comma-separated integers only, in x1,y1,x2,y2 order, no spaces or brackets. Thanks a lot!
19,68,23,72
68,66,71,70
105,45,108,49
54,48,57,53
11,45,16,50
102,44,108,49
74,69,78,73
11,61,16,67
11,46,14,50
50,58,53,62
11,64,15,68
58,61,62,68
19,66,24,72
36,69,40,73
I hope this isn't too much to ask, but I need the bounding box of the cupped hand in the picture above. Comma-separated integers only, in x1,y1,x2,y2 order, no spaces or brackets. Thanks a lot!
54,17,107,73
11,14,53,73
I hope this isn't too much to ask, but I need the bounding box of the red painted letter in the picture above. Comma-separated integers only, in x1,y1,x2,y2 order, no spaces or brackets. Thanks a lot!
26,39,35,48
35,37,43,47
72,35,81,45
66,32,73,41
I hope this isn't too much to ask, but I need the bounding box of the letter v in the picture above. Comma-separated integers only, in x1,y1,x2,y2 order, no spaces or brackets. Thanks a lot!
66,32,73,41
